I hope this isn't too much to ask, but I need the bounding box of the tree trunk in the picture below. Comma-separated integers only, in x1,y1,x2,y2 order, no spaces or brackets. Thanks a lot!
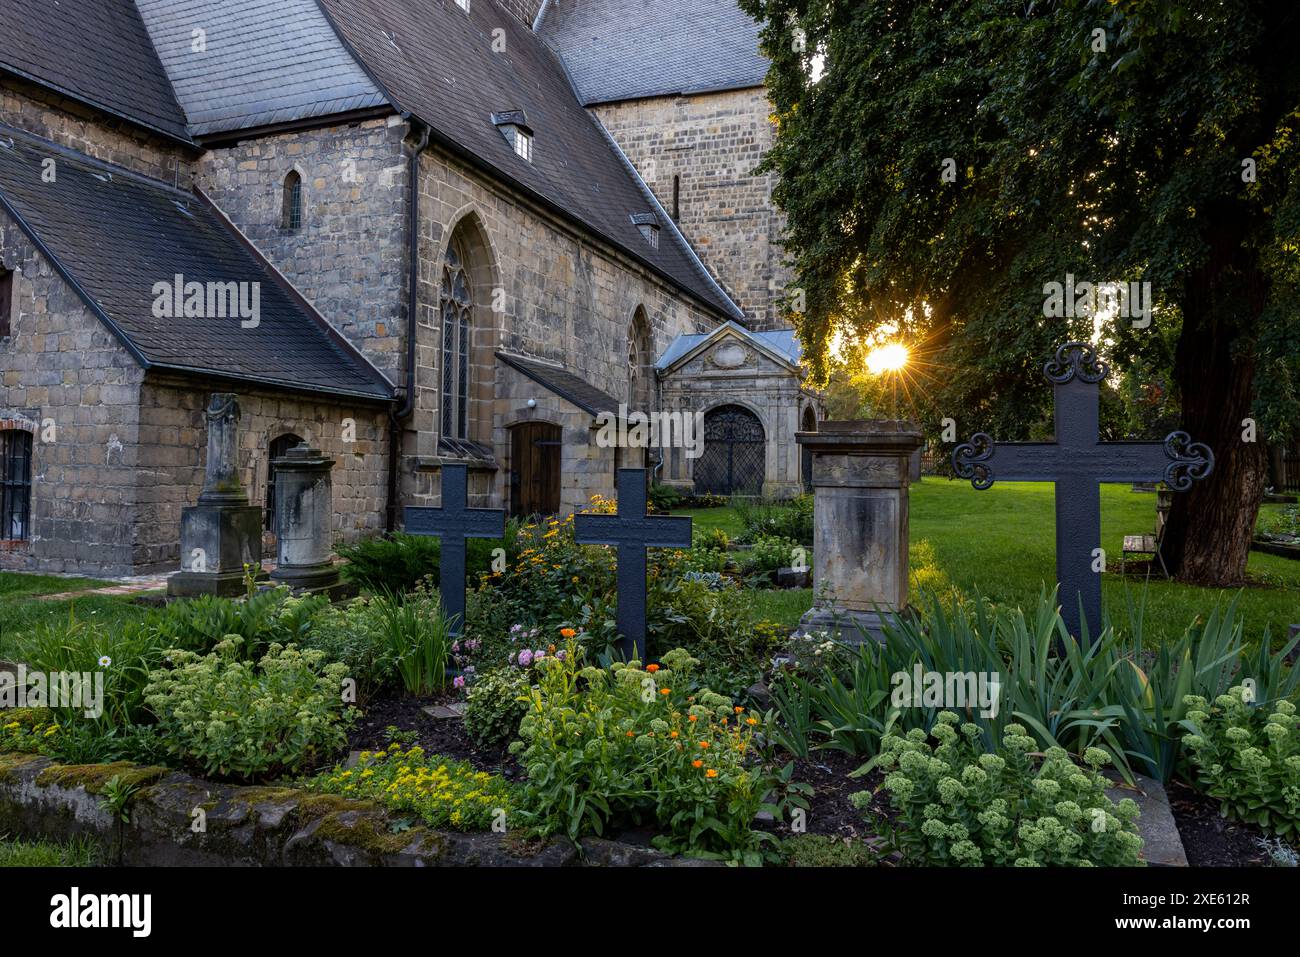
1159,214,1268,587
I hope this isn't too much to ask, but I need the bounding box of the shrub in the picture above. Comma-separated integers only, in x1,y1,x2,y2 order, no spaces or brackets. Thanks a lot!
734,495,813,545
464,667,531,748
1182,687,1300,837
340,526,519,595
296,597,397,703
780,834,877,867
0,708,57,754
855,713,1144,866
648,483,683,512
372,584,454,696
302,745,516,831
143,638,352,782
510,641,782,863
741,535,802,577
694,526,731,551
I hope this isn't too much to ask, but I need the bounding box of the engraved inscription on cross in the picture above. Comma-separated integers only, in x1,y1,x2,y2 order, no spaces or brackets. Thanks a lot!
573,468,692,662
404,463,505,636
953,342,1213,642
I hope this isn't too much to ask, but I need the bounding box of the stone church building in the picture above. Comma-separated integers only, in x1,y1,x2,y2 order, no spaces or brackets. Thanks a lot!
0,0,821,578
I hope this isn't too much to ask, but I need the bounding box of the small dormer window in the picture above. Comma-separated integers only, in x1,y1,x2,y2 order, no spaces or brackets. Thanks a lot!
631,212,660,249
492,111,534,164
454,0,470,12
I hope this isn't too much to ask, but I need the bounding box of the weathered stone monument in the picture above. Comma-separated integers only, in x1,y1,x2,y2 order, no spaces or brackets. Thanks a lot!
795,420,925,643
167,394,262,598
269,442,349,599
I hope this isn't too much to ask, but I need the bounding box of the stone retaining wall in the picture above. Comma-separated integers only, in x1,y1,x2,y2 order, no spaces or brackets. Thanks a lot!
0,753,706,867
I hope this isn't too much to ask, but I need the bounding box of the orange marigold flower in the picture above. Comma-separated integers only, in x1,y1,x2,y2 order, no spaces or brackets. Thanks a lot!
705,769,718,779
734,706,744,714
646,664,660,673
746,717,758,726
692,759,703,768
626,731,634,737
659,688,671,696
698,741,709,749
670,731,679,739
559,627,577,639
688,715,698,722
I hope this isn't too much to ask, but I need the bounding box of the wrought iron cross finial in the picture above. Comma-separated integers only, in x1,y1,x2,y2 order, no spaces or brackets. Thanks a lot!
951,342,1214,641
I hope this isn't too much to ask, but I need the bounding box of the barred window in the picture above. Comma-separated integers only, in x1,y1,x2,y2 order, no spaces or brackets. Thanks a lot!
440,237,472,440
1,429,32,541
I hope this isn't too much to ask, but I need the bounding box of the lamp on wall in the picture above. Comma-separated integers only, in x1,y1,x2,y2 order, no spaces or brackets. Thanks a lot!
526,398,537,409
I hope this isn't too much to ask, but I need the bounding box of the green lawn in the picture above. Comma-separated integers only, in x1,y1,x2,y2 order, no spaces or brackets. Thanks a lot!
0,591,154,650
0,835,100,867
0,572,109,599
677,482,1300,646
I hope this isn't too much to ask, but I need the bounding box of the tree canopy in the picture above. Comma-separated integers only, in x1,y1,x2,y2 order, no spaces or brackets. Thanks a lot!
743,0,1300,583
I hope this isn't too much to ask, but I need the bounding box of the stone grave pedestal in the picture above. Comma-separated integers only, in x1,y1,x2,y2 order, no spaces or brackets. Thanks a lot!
795,420,924,643
168,394,263,598
270,442,351,600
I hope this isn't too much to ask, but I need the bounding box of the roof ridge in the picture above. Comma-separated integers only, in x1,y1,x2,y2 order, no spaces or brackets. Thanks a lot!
0,122,191,198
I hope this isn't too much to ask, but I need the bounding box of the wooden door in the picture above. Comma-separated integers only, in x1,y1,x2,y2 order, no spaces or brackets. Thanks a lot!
511,422,562,517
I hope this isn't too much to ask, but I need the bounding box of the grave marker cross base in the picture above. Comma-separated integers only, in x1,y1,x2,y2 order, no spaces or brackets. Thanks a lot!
953,342,1213,642
404,463,505,636
573,468,692,662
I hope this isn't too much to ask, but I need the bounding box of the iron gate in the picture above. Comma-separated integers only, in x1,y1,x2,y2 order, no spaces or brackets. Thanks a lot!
694,405,764,495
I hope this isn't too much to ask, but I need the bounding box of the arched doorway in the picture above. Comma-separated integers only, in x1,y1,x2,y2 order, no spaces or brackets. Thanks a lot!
510,422,562,517
265,433,304,532
800,406,817,492
695,405,764,496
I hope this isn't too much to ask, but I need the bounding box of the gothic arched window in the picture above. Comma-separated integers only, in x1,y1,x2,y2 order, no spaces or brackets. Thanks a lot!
628,308,652,414
282,171,303,231
441,236,473,439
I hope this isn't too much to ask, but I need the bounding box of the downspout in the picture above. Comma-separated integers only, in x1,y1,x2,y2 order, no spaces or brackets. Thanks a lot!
387,116,432,532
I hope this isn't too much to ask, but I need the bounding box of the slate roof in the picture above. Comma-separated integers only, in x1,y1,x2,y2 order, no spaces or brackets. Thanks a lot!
0,0,191,142
537,0,769,106
496,352,619,417
316,0,744,322
656,321,801,371
135,0,389,138
0,126,393,401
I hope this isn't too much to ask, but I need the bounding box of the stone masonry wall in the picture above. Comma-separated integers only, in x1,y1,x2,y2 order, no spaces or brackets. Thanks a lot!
195,116,409,379
0,212,146,576
0,78,193,183
134,376,390,574
408,140,719,512
594,88,793,331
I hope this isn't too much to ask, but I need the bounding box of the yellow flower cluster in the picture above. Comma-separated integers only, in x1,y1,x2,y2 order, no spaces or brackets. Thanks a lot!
303,744,516,832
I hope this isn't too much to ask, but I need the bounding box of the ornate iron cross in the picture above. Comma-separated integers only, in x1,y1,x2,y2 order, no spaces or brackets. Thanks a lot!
573,468,693,662
952,342,1213,641
404,463,505,635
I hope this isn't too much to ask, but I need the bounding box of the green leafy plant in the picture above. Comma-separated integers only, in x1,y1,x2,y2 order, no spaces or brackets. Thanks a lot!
97,773,141,824
464,667,531,748
302,745,516,831
1181,687,1300,837
855,713,1144,867
781,833,877,867
373,585,454,696
740,535,801,577
510,641,783,863
143,638,352,782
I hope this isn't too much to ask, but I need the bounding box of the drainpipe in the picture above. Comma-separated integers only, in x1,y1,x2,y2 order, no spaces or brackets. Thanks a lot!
386,116,432,532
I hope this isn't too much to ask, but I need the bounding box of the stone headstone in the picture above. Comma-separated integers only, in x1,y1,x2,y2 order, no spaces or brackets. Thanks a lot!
270,442,351,600
167,394,262,598
795,420,924,643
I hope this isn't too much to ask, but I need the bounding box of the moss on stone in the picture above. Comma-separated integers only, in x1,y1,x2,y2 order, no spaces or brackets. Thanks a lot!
311,809,433,857
34,761,168,795
0,751,46,779
1,708,53,728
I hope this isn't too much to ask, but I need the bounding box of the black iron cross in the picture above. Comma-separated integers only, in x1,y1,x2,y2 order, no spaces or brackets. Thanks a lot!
573,468,692,662
953,342,1213,641
404,463,505,635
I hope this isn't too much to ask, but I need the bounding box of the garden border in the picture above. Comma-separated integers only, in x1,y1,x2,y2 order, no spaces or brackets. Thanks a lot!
0,753,714,867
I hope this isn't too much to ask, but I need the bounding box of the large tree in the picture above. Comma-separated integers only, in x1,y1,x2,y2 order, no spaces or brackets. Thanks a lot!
743,0,1300,586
